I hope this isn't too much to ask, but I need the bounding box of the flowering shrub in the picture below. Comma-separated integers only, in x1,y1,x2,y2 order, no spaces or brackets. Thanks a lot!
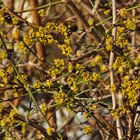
0,0,140,140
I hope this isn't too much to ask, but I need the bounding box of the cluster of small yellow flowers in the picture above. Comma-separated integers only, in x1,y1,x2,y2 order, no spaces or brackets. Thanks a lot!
116,27,125,37
0,8,5,23
0,51,7,59
74,63,84,74
38,9,46,17
0,69,8,87
88,18,94,26
75,63,84,70
105,35,113,51
110,84,117,93
48,66,60,79
70,83,79,93
7,45,14,50
113,56,131,73
54,90,67,104
23,34,33,46
12,17,18,25
100,64,108,72
16,74,28,83
121,78,140,107
46,127,54,136
45,79,53,88
6,65,14,74
115,32,128,48
34,27,54,45
82,125,92,135
119,8,127,18
67,76,75,86
32,80,41,89
112,105,130,118
83,112,91,119
68,63,74,73
54,59,65,68
0,69,6,77
90,55,102,66
17,41,27,53
45,22,58,32
57,23,72,56
0,109,16,127
13,29,20,40
58,23,68,34
123,18,138,31
82,72,90,81
90,73,100,82
64,37,71,46
40,102,48,114
58,44,72,56
103,9,110,15
13,90,19,98
111,109,120,118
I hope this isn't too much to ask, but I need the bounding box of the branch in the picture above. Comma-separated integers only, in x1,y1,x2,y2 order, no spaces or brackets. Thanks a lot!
110,0,123,139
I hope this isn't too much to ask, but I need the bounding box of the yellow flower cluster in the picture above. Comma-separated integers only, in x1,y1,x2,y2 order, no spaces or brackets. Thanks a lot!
104,9,110,15
113,56,131,73
0,109,16,127
124,18,138,31
48,66,60,79
121,78,140,107
81,72,100,82
0,8,6,24
90,73,100,82
23,34,33,46
83,112,91,119
100,65,108,72
110,84,117,93
82,72,90,81
82,125,92,135
58,44,72,56
45,80,53,88
34,27,54,45
32,80,41,89
0,69,8,87
0,51,7,59
54,59,65,68
46,127,54,136
17,41,27,53
91,55,102,66
40,102,48,114
16,74,28,83
54,90,67,104
119,8,127,18
38,9,46,17
66,76,79,93
105,35,113,51
115,27,129,48
68,63,73,73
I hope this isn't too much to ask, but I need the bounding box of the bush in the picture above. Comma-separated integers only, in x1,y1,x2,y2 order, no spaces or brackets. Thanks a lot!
0,0,140,139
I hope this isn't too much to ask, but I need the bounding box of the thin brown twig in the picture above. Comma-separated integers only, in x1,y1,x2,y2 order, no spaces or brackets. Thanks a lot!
110,0,123,139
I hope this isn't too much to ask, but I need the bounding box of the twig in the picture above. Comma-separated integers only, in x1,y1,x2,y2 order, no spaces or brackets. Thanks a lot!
110,0,123,139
